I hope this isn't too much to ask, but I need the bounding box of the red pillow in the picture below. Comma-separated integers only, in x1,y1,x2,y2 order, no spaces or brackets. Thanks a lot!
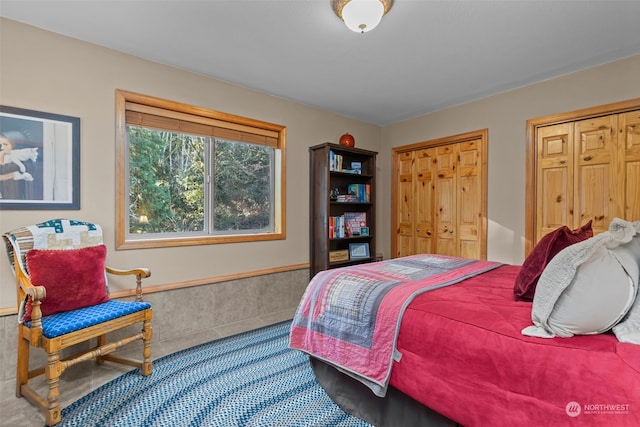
23,245,110,322
514,221,593,302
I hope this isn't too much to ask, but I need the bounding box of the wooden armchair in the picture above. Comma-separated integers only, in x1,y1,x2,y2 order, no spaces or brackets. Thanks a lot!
2,219,153,426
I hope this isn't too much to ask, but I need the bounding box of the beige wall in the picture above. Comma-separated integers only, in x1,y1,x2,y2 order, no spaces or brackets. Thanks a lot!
2,18,640,310
380,55,640,264
0,19,382,310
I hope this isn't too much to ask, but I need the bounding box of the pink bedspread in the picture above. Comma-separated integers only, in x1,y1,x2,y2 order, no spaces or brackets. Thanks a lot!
391,264,640,426
290,255,502,396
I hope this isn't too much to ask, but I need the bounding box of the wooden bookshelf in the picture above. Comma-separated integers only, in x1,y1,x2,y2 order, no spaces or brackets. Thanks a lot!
309,142,377,277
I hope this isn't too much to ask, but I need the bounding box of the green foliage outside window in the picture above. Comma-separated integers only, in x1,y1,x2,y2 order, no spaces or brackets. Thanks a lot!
213,139,272,232
128,126,273,236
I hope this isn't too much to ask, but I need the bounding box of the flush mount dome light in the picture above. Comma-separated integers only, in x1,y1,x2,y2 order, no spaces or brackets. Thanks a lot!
331,0,394,33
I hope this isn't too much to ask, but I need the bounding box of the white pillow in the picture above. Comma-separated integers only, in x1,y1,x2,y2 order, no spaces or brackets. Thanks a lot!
522,218,640,339
612,235,640,343
613,297,640,344
546,244,635,336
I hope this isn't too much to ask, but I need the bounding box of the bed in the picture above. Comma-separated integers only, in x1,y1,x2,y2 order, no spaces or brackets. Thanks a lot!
290,220,640,427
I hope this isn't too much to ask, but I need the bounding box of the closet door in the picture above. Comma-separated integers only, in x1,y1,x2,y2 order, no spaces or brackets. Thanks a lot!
414,148,435,254
434,141,484,258
525,101,640,254
574,115,620,234
392,129,487,260
394,148,435,257
396,151,416,257
457,140,483,259
535,123,574,242
434,145,457,256
620,110,640,220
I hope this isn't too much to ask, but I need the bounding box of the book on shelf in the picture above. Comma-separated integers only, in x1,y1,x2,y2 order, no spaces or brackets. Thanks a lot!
329,150,343,172
344,212,367,237
329,213,367,238
329,151,362,174
329,215,346,238
336,194,359,203
347,183,371,202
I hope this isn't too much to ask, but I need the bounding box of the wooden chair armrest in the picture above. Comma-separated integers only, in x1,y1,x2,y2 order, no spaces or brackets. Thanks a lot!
15,269,46,334
105,266,151,302
15,263,46,303
19,281,47,302
105,266,151,279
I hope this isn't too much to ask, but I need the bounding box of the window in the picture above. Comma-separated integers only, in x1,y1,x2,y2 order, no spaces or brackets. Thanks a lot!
116,90,286,249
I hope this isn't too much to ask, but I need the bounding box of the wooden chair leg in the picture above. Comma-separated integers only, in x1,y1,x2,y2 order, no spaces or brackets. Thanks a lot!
16,327,29,397
45,351,62,426
96,334,107,364
141,318,153,376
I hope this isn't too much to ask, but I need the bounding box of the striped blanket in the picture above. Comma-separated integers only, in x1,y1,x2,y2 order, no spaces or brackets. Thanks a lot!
289,254,502,396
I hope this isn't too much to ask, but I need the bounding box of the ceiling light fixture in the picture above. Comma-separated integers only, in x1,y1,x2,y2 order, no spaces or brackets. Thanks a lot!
331,0,394,33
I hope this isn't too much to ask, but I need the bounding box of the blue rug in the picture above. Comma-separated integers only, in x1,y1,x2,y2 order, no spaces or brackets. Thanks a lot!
58,321,372,426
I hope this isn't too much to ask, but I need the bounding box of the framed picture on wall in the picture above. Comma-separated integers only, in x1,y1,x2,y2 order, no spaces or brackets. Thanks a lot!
0,106,80,210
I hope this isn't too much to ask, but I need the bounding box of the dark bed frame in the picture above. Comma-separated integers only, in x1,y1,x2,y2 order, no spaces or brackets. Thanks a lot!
310,357,459,427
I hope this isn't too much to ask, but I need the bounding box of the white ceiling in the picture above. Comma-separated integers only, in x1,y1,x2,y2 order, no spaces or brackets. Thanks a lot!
2,0,640,126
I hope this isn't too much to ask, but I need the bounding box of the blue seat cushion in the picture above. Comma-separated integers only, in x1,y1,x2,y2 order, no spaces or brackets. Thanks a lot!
25,299,151,339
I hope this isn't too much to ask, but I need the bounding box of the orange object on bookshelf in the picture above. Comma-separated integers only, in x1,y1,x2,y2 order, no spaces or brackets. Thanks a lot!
339,133,355,147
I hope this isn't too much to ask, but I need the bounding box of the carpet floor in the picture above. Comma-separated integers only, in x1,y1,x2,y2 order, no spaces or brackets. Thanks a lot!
57,321,372,427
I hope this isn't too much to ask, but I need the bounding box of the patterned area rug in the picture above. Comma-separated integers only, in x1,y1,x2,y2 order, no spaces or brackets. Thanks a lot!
58,321,372,426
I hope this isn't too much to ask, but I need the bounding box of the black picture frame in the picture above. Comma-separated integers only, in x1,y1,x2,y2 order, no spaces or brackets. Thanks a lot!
0,106,80,210
349,242,370,259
